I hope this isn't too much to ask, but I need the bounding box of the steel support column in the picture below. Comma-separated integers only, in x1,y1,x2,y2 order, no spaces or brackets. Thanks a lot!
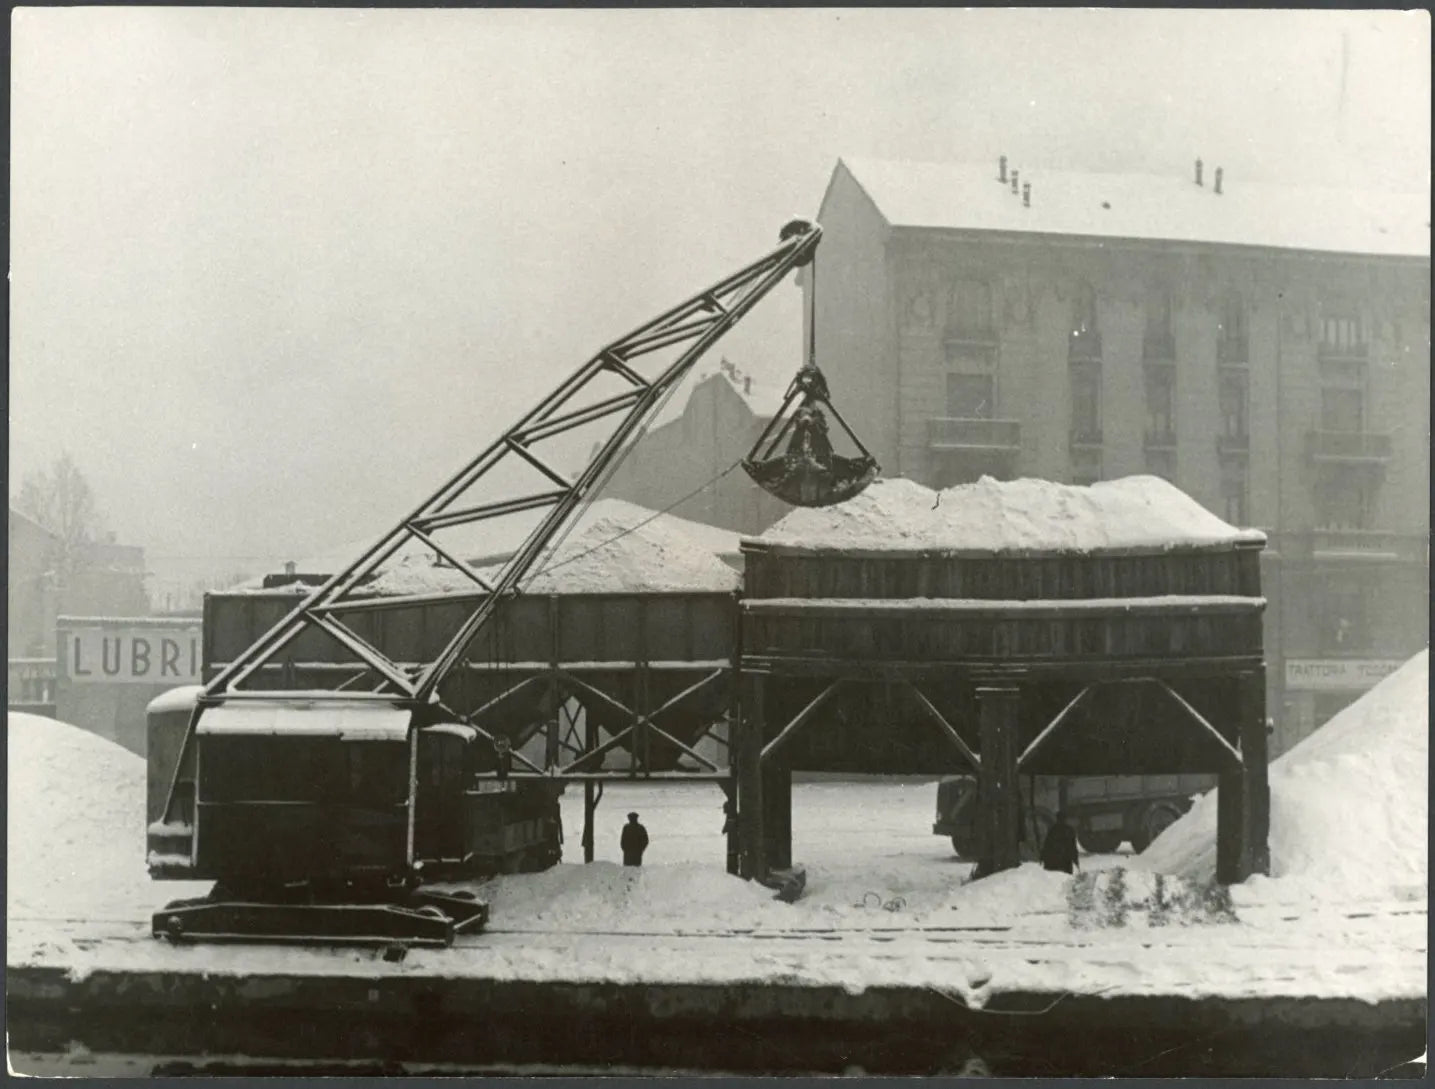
736,672,766,880
976,685,1022,876
1217,667,1269,883
762,761,792,871
583,707,597,863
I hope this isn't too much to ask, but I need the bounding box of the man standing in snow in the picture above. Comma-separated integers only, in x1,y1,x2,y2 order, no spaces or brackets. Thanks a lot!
1040,811,1080,874
620,811,649,867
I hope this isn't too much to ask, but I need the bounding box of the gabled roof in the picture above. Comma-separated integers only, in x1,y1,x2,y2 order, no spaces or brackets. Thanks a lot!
836,156,1430,259
647,357,788,431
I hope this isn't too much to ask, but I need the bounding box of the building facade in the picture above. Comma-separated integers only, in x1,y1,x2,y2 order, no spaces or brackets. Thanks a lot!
808,156,1430,750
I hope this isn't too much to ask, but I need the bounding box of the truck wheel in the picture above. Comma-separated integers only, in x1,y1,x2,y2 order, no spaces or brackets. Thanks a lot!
950,833,980,860
1078,830,1124,855
1131,802,1184,853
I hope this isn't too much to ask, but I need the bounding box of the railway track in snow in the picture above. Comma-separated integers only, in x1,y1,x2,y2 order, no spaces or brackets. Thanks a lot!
10,898,1426,957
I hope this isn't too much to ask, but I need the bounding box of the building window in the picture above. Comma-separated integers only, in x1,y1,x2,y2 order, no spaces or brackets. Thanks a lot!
1320,387,1364,433
1143,287,1175,361
1071,366,1102,443
1068,282,1100,360
1320,311,1366,357
1314,473,1373,530
1218,371,1249,439
947,373,994,419
1220,464,1249,526
1145,367,1176,444
1318,582,1370,654
1146,449,1177,482
1217,293,1248,363
946,278,994,340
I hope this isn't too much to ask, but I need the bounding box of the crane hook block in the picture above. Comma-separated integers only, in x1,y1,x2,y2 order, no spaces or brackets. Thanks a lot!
742,363,880,508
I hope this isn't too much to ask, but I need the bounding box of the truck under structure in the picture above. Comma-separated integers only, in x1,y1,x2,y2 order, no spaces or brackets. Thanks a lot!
146,219,879,947
933,772,1215,860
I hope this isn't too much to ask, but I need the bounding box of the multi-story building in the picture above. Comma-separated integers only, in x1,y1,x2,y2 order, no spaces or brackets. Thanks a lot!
805,155,1429,750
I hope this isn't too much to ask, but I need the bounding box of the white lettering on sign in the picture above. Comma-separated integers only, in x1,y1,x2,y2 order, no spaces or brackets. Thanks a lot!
1284,658,1405,692
67,627,201,685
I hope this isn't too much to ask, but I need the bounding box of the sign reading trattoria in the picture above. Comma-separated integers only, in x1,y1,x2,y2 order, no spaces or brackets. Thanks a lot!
61,621,202,685
1284,658,1405,692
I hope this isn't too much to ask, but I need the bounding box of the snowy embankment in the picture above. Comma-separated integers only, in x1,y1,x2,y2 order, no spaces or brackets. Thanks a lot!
757,474,1264,552
1142,649,1429,903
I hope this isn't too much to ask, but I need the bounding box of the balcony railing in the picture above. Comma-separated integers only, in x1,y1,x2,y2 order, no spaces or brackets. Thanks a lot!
1216,432,1250,455
928,417,1022,452
942,327,998,350
1317,342,1368,364
7,658,57,716
1309,528,1405,559
1306,430,1393,463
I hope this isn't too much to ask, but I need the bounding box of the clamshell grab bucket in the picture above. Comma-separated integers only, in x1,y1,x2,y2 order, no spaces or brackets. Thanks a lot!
742,364,880,508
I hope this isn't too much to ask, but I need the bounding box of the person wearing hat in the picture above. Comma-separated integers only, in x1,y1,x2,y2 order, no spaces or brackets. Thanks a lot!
620,811,649,867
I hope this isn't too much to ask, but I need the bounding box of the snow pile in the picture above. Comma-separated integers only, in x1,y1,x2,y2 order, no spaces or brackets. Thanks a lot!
1066,867,1236,928
1141,649,1429,898
233,499,742,593
757,475,1264,553
5,713,204,920
365,507,740,596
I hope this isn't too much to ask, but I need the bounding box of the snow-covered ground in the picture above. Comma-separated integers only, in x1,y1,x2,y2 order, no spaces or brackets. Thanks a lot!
7,658,1427,1005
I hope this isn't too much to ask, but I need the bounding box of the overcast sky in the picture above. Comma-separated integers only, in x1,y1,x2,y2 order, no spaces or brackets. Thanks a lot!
10,7,1430,572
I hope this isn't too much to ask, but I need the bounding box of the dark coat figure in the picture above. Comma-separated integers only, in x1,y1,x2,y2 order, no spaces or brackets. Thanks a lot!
1040,812,1080,874
620,812,649,867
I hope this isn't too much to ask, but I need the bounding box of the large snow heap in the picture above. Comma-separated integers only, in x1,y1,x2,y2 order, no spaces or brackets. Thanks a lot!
1141,649,1429,898
757,475,1265,553
6,713,197,919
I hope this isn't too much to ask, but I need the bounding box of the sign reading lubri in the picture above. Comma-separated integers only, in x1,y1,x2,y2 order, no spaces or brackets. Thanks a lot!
64,623,201,684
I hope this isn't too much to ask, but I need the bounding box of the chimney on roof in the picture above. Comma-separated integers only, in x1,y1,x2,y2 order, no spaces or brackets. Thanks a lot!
1010,169,1019,195
1195,158,1204,186
284,561,296,577
1022,182,1031,208
744,376,752,395
1214,167,1223,195
998,155,1008,183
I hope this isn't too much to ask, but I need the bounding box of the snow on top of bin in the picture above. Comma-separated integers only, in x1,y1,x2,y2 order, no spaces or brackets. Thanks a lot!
754,475,1266,554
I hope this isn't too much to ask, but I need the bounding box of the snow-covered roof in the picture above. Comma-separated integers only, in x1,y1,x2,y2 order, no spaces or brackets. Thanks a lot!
647,357,789,432
836,156,1431,259
228,497,743,592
